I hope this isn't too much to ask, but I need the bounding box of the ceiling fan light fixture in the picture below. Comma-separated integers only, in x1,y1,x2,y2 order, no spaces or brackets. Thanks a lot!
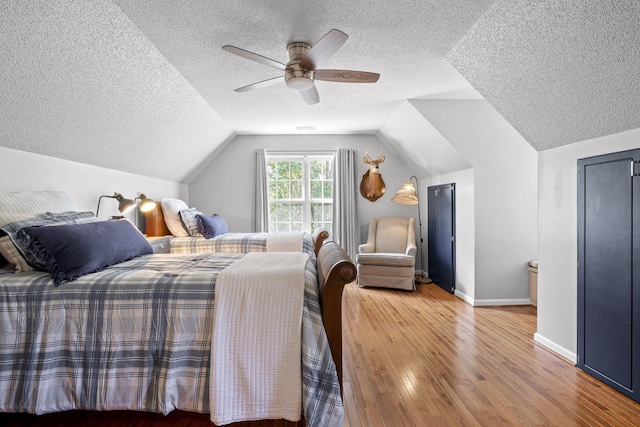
222,29,379,103
285,60,314,91
285,76,314,91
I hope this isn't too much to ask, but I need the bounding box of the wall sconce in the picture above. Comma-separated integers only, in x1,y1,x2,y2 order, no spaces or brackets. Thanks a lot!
136,193,157,213
391,176,431,284
96,192,136,218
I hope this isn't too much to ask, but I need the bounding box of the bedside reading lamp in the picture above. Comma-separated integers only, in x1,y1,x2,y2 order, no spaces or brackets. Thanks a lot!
391,176,431,284
96,192,136,219
136,193,157,213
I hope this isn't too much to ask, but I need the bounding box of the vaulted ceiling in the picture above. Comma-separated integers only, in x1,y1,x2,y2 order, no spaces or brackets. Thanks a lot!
1,1,638,183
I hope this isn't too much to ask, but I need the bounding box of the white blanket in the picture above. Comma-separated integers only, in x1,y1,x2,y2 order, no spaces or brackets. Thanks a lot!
266,231,304,253
210,252,309,425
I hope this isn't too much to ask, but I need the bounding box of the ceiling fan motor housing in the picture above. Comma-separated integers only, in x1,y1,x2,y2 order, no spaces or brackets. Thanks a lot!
285,42,314,90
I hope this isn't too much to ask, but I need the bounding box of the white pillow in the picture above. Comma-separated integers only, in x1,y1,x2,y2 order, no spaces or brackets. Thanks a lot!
160,198,190,237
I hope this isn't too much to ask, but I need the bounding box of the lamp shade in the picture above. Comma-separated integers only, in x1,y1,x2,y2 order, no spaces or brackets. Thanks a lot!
114,193,136,214
391,181,419,205
136,193,157,213
96,192,135,217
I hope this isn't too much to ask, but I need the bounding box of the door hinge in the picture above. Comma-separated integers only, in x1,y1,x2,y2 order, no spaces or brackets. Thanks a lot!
633,160,640,177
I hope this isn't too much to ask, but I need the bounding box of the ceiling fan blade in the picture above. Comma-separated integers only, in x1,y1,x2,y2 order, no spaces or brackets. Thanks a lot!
299,85,319,105
299,29,348,71
234,76,284,92
222,45,287,71
314,69,380,83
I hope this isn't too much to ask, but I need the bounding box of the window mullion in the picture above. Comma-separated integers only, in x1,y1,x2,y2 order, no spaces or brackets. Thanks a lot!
303,157,311,231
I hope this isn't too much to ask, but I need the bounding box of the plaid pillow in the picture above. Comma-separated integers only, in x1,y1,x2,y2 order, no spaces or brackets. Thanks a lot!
179,208,204,237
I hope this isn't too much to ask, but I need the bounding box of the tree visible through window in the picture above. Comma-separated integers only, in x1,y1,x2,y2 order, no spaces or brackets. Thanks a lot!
267,154,334,234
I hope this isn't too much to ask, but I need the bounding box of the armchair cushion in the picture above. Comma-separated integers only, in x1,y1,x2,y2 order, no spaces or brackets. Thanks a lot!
372,217,412,253
356,252,414,267
358,242,375,254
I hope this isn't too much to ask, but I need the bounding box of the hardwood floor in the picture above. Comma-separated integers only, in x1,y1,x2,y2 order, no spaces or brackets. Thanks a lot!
3,282,639,426
341,282,640,426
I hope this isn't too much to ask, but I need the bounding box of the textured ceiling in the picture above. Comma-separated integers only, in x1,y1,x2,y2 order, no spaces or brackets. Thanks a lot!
0,0,233,182
448,0,640,151
113,0,492,135
1,1,638,182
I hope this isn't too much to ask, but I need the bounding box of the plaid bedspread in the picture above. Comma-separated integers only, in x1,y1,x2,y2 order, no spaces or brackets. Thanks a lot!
169,232,316,257
0,253,343,426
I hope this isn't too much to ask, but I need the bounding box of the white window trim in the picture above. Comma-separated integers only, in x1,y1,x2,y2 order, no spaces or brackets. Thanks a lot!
266,151,335,233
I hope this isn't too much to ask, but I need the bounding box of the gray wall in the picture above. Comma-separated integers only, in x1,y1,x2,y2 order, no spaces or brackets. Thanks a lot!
536,127,640,362
412,99,538,305
0,146,186,219
188,134,424,262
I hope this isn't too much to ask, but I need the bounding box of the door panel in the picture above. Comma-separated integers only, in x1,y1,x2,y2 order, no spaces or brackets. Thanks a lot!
578,149,640,401
427,183,455,294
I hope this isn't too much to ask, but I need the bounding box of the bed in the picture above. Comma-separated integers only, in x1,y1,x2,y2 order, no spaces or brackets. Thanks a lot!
0,192,355,426
144,201,330,257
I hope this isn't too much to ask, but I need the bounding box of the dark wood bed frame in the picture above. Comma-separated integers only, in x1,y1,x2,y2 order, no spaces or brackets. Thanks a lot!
315,241,356,389
0,237,354,427
144,205,330,256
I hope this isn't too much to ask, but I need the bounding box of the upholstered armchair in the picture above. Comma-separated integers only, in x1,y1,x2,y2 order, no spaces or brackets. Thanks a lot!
356,217,417,291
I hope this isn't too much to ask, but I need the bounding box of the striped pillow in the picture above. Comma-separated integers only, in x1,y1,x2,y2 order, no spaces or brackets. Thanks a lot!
179,208,204,237
0,235,33,272
0,191,74,227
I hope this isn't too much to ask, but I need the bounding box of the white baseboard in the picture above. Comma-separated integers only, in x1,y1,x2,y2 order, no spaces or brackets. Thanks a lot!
473,298,532,306
534,332,577,363
449,288,533,307
454,289,474,305
452,292,531,307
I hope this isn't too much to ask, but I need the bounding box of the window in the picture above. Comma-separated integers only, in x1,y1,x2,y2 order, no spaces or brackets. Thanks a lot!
266,153,334,234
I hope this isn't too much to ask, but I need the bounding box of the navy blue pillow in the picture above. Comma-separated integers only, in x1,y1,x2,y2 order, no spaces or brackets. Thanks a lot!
196,214,228,239
18,220,153,286
0,211,97,270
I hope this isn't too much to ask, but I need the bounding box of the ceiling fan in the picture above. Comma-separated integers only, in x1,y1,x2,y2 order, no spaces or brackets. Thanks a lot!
222,29,380,105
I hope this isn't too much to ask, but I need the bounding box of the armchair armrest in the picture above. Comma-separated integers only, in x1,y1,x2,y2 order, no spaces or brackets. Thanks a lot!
406,243,417,258
358,242,375,254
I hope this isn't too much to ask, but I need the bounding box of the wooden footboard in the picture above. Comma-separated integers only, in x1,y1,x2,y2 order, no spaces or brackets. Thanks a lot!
312,227,330,255
316,241,356,389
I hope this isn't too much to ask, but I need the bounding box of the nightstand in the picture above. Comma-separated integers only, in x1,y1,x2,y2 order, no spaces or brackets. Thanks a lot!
146,236,171,254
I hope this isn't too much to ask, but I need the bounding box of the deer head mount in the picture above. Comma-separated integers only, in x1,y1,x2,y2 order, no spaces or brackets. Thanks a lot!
360,148,386,202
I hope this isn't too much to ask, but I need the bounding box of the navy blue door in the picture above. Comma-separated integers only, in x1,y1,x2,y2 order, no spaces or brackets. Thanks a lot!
427,183,455,294
577,149,640,403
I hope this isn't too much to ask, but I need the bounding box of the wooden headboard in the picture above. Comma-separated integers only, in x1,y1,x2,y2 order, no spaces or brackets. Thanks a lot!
144,204,171,237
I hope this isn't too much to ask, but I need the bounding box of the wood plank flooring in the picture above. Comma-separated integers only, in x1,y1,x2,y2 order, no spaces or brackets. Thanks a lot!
3,282,640,426
341,282,640,426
